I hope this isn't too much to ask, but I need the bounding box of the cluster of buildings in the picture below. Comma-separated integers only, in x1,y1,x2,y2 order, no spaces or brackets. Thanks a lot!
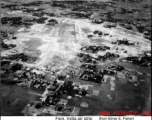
23,17,48,27
1,41,16,50
1,5,57,28
22,79,88,115
16,68,47,89
93,30,110,36
47,19,58,26
2,0,151,42
97,52,120,61
2,53,37,63
92,19,103,24
1,30,17,50
122,55,151,67
1,17,23,26
1,30,14,40
87,30,112,39
77,52,119,64
80,64,124,83
103,22,116,28
1,16,49,27
1,0,151,116
80,45,110,53
80,64,102,83
77,53,97,64
111,39,137,46
2,3,55,17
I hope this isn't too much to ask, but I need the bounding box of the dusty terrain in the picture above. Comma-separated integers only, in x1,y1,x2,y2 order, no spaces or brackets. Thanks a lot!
1,0,151,116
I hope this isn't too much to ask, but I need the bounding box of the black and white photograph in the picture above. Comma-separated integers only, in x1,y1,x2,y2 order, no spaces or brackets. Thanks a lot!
0,0,151,119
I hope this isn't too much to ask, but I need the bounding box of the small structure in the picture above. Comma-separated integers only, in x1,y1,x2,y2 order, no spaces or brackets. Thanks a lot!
70,107,80,116
117,72,126,79
60,99,68,105
80,102,89,108
110,76,115,91
104,22,116,28
107,94,112,100
92,90,99,96
67,96,72,99
128,75,137,82
102,75,110,82
86,94,91,97
23,101,43,116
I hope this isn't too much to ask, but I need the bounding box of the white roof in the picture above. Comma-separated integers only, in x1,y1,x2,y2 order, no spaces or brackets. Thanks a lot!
31,69,44,74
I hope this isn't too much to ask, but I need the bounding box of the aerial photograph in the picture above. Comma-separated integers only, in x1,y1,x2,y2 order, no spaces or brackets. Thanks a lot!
1,0,151,116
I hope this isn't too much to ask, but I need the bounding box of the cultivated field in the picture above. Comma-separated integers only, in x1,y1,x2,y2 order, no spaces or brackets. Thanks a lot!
1,0,151,116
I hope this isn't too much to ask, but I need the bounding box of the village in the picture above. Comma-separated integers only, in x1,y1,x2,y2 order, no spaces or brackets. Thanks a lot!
1,0,151,116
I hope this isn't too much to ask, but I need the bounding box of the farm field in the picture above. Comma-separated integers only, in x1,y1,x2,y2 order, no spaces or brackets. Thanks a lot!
1,0,151,116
